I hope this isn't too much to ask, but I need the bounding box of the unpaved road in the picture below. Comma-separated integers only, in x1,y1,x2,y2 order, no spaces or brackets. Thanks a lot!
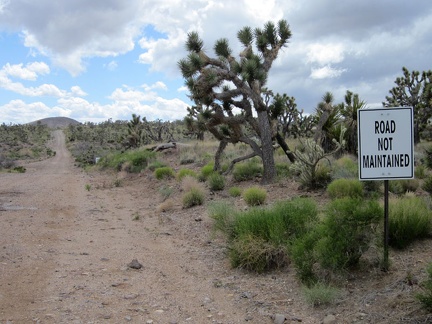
0,130,276,324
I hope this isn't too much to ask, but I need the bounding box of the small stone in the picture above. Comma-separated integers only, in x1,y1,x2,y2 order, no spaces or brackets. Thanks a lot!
155,309,164,314
323,314,336,324
274,313,286,324
124,316,132,321
128,259,143,269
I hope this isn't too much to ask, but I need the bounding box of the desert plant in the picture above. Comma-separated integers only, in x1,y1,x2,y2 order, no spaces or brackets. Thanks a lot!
290,229,320,285
275,162,291,179
303,282,340,307
99,149,156,172
232,160,263,182
147,160,167,171
207,172,225,191
159,185,174,201
331,155,358,179
316,197,382,270
154,166,175,180
199,162,215,181
208,201,236,234
228,186,242,197
416,262,432,311
390,179,419,195
327,178,364,199
242,186,267,206
422,175,432,195
182,187,205,208
157,199,175,213
177,168,197,181
389,196,432,249
415,164,427,179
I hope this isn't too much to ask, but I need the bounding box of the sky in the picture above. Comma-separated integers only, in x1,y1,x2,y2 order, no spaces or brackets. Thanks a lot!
0,0,431,125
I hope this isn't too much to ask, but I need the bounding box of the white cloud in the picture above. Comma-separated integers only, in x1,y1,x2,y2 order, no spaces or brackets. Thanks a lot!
2,62,50,81
105,60,118,71
307,43,345,65
70,86,87,97
310,65,347,80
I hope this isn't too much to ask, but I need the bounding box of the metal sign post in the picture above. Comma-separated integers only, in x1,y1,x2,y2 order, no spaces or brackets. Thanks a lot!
357,107,414,271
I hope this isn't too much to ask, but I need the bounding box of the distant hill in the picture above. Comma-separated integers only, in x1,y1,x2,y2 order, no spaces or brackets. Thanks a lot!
28,117,81,128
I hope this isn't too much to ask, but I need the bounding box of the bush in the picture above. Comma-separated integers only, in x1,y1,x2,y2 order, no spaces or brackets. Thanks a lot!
199,163,214,181
242,186,267,206
389,179,419,195
290,230,320,285
100,149,156,173
332,155,358,179
303,282,340,307
177,168,197,181
207,172,225,191
422,175,432,194
389,196,432,249
327,178,364,199
228,186,242,197
208,201,236,234
227,198,318,272
182,187,205,208
417,262,432,311
316,198,382,270
154,166,175,180
147,160,167,171
415,164,427,179
276,163,291,179
233,160,263,182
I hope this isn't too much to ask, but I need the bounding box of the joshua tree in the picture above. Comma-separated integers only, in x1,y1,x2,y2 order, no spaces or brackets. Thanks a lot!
178,19,293,183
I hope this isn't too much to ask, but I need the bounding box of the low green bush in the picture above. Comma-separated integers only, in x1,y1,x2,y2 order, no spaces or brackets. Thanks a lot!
233,160,263,182
422,175,432,194
389,196,432,249
208,201,236,234
415,164,427,179
154,166,175,180
100,149,155,173
276,163,291,179
177,168,197,181
417,262,432,312
182,187,205,208
147,160,167,171
316,197,382,270
199,163,214,181
390,179,419,194
228,186,242,197
327,178,364,199
332,155,358,179
302,282,340,307
207,172,225,191
242,186,267,206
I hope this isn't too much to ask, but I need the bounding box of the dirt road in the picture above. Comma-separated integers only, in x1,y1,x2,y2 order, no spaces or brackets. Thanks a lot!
1,130,279,324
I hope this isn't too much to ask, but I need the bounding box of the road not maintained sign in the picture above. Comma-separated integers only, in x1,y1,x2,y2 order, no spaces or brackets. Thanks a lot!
357,107,414,180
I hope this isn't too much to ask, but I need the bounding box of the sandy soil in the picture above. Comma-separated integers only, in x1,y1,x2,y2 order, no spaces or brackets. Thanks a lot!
1,130,431,324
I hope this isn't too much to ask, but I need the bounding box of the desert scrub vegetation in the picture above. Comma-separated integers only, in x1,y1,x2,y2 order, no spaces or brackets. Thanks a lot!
389,196,432,249
199,162,215,181
154,166,175,180
181,176,205,208
326,178,364,199
242,186,267,206
232,159,263,182
176,168,197,181
207,172,225,191
302,282,340,307
389,179,419,195
228,186,242,197
98,149,156,173
212,197,318,273
417,262,432,312
331,155,358,179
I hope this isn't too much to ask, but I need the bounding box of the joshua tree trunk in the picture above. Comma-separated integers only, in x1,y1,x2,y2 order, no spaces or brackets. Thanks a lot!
257,110,276,184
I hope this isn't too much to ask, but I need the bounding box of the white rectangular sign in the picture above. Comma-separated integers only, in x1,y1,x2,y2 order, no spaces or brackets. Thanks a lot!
357,107,414,180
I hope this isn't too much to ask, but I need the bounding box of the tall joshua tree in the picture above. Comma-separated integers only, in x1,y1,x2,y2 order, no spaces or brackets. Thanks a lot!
178,20,293,184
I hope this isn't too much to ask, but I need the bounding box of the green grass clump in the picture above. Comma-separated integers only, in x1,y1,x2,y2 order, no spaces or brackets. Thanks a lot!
422,175,432,194
199,163,215,181
389,196,432,249
332,155,358,179
390,179,419,194
417,262,432,311
327,178,364,199
276,163,291,179
147,160,167,171
154,166,175,180
99,149,155,173
182,187,205,208
242,186,267,206
207,172,225,191
303,282,340,307
228,187,241,197
226,198,318,272
316,197,382,270
176,168,197,181
233,160,263,182
415,164,427,179
207,201,236,234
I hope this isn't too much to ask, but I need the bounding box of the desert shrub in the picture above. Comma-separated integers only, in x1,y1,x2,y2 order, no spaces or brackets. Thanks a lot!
181,175,203,192
207,172,225,191
12,166,26,173
227,198,318,272
316,197,382,270
232,160,263,182
424,145,432,169
100,149,155,172
389,196,432,249
422,175,432,194
363,180,382,195
415,164,427,179
154,166,175,180
208,201,236,234
177,168,197,181
290,229,320,285
303,282,340,307
327,178,364,199
199,162,215,181
157,199,175,213
228,186,242,197
332,155,358,179
417,262,432,312
390,179,419,194
229,234,288,273
158,185,173,201
182,187,205,208
147,160,167,171
242,186,267,206
276,162,291,179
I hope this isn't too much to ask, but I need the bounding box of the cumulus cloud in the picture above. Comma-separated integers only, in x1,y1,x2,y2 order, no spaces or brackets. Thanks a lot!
2,62,50,81
310,65,347,79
